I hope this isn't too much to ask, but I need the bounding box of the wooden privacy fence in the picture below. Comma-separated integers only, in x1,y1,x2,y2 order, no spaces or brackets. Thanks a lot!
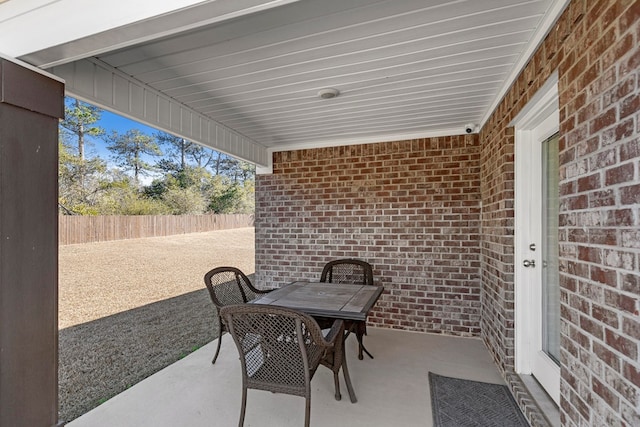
59,214,254,245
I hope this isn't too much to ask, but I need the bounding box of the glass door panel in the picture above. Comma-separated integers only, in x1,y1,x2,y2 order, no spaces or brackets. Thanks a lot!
541,133,560,364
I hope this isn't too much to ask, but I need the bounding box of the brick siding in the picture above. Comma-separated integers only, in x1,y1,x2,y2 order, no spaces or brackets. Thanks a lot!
558,1,640,425
255,0,639,425
480,0,640,426
256,138,482,336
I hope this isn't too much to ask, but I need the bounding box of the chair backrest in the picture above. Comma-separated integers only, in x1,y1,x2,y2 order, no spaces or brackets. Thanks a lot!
204,266,261,309
320,259,374,286
220,304,326,397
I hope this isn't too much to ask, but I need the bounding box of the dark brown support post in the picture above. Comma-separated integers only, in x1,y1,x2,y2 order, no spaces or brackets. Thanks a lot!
0,58,64,426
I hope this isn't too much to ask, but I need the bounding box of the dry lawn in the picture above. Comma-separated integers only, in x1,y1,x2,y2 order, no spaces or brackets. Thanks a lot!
58,228,255,422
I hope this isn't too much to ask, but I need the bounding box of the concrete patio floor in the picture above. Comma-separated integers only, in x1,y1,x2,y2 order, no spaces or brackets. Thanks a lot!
68,327,506,427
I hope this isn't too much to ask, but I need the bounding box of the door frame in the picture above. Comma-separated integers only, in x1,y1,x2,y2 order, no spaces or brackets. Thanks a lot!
511,71,560,403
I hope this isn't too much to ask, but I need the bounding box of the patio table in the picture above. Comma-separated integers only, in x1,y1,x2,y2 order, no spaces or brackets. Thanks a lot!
251,281,384,403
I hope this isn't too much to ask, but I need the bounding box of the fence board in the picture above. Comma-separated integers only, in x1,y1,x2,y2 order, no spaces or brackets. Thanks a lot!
59,214,254,245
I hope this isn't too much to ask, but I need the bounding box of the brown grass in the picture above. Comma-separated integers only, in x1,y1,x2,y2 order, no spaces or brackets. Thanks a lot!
58,228,255,422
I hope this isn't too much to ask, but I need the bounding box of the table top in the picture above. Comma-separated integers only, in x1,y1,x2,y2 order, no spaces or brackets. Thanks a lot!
252,281,384,321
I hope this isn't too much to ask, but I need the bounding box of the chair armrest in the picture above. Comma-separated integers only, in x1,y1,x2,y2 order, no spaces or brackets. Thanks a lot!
321,319,345,347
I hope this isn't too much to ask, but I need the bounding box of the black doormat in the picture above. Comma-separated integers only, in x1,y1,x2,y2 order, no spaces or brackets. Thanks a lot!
429,372,529,427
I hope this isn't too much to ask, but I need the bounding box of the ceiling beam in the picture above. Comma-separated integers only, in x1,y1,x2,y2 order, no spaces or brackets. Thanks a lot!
51,58,269,167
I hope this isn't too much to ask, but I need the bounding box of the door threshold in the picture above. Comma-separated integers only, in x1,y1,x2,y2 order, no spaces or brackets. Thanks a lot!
519,374,560,426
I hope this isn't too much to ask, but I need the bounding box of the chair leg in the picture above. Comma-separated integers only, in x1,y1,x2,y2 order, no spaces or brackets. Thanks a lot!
212,331,223,364
239,386,247,427
362,346,374,359
333,371,342,401
356,332,374,360
341,342,358,403
304,396,311,427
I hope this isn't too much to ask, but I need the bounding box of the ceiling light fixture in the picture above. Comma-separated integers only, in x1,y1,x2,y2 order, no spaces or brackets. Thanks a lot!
318,88,340,99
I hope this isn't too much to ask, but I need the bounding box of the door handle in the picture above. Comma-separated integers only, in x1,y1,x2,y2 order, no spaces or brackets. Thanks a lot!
523,259,535,268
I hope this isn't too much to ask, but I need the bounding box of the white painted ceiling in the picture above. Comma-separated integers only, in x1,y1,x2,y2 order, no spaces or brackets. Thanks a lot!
1,0,567,166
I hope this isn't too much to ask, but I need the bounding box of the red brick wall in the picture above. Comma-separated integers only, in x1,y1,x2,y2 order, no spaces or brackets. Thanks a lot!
255,137,482,335
481,1,640,426
558,1,640,425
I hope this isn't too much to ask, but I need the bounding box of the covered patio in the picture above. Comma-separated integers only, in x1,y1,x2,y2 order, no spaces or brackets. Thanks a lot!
67,328,511,426
0,1,638,426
